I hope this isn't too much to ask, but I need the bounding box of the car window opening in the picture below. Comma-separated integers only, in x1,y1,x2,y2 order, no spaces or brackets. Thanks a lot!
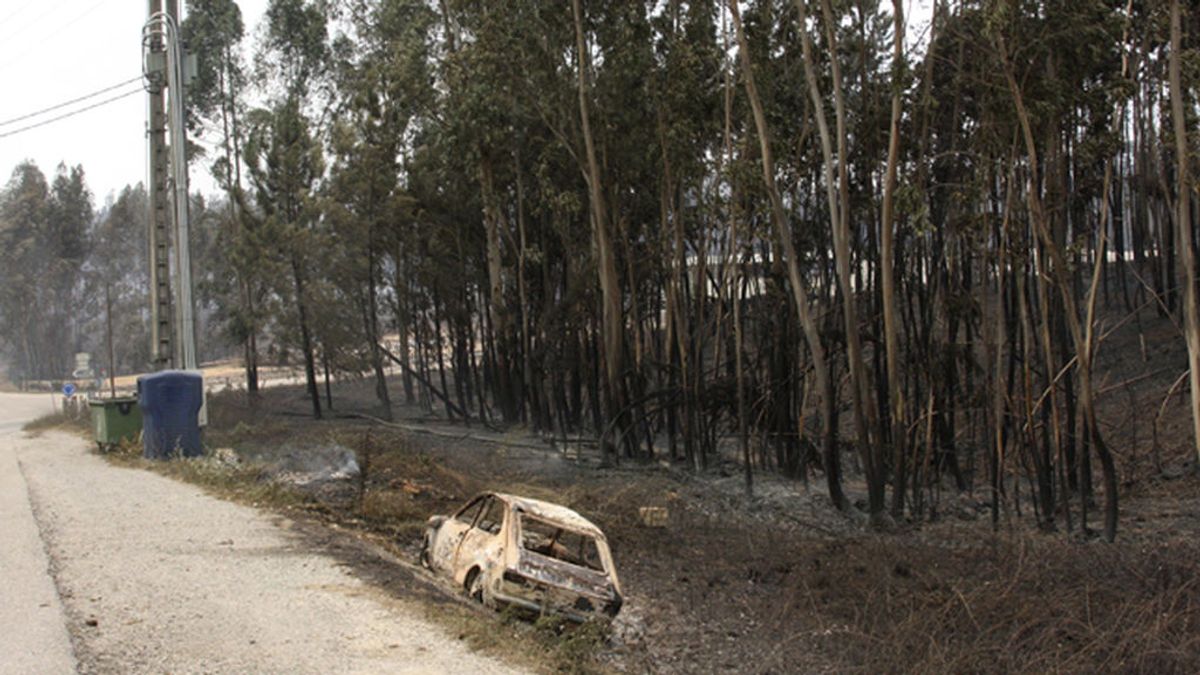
477,497,504,535
455,498,484,525
519,514,604,572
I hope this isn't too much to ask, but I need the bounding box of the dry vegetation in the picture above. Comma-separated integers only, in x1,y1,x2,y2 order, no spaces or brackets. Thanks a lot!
35,305,1200,674
22,410,83,435
116,372,1195,675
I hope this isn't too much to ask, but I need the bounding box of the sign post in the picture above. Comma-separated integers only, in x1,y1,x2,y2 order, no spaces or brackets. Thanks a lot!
62,382,77,417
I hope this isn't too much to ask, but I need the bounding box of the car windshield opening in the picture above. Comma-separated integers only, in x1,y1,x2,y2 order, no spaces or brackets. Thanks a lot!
518,514,604,572
455,498,485,525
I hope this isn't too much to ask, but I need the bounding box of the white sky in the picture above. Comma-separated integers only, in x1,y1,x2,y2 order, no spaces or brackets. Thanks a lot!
0,0,267,205
0,0,933,207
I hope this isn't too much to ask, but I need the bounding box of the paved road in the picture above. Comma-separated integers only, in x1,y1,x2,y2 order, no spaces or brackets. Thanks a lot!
0,393,74,673
0,393,521,674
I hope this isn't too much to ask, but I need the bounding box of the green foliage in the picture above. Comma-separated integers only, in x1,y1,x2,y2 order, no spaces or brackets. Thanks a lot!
0,162,95,381
182,0,246,135
83,185,153,373
262,0,330,96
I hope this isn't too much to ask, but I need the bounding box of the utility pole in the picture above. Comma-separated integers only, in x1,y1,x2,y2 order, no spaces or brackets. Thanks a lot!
145,0,204,425
144,0,197,374
146,0,172,370
165,0,197,374
106,283,117,398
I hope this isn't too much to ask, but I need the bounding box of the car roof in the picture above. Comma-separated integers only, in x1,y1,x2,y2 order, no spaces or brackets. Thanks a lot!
489,492,604,536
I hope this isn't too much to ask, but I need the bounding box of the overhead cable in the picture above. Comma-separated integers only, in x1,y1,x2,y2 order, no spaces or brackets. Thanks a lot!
0,88,143,140
0,75,143,128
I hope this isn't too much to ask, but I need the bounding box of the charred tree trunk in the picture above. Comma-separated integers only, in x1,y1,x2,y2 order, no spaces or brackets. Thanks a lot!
730,0,847,510
290,256,321,420
573,0,627,465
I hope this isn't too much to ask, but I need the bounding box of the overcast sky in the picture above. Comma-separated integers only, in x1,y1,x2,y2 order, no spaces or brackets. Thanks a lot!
0,0,932,208
0,0,268,206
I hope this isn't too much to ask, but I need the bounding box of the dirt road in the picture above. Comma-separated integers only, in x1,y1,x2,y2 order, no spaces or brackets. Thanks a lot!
0,393,522,674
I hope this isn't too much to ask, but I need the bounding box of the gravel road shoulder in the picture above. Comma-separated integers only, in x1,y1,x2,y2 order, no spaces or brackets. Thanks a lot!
0,395,75,674
14,429,523,674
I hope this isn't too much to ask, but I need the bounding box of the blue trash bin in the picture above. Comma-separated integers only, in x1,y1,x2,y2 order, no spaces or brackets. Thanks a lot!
138,371,203,459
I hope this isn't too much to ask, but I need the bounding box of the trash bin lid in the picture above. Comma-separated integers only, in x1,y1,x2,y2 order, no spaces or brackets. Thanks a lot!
89,396,138,407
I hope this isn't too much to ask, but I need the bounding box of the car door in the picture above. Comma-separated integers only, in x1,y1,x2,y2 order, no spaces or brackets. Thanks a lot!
453,496,507,582
432,496,485,573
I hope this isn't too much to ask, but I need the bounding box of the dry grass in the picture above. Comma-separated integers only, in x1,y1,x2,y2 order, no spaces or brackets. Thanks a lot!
23,410,89,435
104,438,313,512
756,533,1200,674
417,603,610,675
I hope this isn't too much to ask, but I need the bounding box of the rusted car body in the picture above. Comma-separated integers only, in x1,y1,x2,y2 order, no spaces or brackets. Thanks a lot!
419,492,623,621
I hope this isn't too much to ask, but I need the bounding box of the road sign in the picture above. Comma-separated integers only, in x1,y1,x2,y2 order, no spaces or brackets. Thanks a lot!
62,383,76,397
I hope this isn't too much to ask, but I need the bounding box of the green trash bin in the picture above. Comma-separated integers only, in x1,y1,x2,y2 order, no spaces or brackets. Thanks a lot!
88,397,143,451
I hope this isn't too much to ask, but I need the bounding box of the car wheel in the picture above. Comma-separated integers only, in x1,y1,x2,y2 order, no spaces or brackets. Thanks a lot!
418,534,432,569
465,568,485,604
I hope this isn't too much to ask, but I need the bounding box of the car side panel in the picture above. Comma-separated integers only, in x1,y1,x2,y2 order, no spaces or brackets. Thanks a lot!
453,526,505,590
429,519,469,574
451,498,509,589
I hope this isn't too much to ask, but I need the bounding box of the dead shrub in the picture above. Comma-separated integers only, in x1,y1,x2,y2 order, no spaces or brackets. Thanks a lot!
358,490,422,527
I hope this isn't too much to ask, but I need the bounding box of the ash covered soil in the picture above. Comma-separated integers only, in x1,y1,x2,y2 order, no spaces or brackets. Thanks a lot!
181,304,1200,673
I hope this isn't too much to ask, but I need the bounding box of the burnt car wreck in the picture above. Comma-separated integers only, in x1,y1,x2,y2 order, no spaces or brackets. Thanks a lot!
420,492,623,621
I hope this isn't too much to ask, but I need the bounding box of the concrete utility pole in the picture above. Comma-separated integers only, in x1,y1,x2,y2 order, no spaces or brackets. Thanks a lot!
146,0,172,370
144,0,198,374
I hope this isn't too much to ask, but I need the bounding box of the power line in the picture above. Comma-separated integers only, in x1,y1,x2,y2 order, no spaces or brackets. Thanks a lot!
0,2,68,53
0,0,116,76
0,0,112,53
0,76,143,128
0,88,143,140
49,0,115,43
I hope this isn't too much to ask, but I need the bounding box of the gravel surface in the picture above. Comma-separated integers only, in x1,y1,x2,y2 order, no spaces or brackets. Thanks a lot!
2,393,522,674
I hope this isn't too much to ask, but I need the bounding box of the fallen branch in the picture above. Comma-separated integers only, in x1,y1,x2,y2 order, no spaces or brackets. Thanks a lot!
1097,367,1174,396
336,411,584,455
376,343,469,421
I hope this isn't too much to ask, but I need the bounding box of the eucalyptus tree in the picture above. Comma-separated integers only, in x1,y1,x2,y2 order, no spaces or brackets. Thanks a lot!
243,98,326,418
885,0,1131,535
1169,0,1200,465
879,0,906,516
0,163,53,383
324,0,437,420
437,0,529,423
241,0,332,418
650,1,723,468
183,0,247,190
183,0,263,392
85,185,152,376
162,0,1200,542
729,0,848,509
982,0,1124,539
571,0,626,463
46,165,95,374
0,162,94,382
